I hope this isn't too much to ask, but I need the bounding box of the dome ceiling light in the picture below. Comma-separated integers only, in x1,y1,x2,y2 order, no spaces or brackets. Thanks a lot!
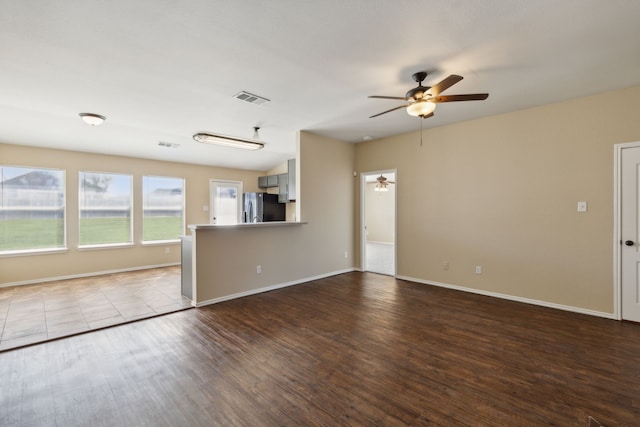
79,112,106,126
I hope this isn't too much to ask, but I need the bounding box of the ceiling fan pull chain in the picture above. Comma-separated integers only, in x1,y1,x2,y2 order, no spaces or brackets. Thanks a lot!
420,118,423,147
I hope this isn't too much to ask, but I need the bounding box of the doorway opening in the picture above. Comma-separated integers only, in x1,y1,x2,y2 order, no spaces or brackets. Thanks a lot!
361,170,397,276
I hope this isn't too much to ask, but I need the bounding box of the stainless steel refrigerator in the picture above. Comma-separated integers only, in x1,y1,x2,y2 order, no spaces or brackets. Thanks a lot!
242,192,285,223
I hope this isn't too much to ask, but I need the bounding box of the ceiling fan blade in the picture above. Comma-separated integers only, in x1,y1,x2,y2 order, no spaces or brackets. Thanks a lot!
429,75,463,95
432,93,489,103
368,95,407,100
369,104,410,118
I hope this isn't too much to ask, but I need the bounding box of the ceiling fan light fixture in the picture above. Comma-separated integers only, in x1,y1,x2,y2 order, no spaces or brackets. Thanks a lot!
406,101,436,117
79,112,106,126
370,72,487,120
193,132,264,150
375,174,389,192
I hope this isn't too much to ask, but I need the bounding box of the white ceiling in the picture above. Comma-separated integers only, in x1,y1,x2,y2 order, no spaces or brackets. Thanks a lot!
1,0,640,171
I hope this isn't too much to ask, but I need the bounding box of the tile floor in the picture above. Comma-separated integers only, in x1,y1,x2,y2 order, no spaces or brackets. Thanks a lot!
365,241,395,276
0,266,192,352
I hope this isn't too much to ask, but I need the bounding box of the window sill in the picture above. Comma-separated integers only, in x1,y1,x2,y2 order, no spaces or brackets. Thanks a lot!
77,243,135,251
141,239,181,246
0,248,69,258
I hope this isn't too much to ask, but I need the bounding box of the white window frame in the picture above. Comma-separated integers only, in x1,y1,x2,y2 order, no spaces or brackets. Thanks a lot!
0,165,67,256
141,175,185,244
78,171,133,249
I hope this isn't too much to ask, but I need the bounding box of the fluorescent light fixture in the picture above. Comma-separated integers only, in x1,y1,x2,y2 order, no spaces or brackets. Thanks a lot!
193,132,264,150
406,100,436,117
79,112,106,126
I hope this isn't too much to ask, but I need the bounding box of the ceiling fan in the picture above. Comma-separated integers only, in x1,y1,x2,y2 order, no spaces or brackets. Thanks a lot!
369,72,489,119
374,174,394,192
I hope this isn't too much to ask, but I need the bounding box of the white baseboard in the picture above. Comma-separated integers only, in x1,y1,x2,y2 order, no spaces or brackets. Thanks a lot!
0,262,181,288
396,275,617,320
195,268,356,307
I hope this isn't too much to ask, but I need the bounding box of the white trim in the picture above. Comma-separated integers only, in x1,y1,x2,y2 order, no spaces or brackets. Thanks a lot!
0,247,68,258
613,141,640,321
0,262,180,288
77,243,135,251
360,173,365,271
209,179,243,225
142,174,186,242
614,144,623,320
397,275,617,319
78,171,134,246
194,268,356,307
141,239,181,246
360,169,397,277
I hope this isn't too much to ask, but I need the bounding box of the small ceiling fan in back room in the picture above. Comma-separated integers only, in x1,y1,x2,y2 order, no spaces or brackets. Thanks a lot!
374,174,394,192
368,71,489,119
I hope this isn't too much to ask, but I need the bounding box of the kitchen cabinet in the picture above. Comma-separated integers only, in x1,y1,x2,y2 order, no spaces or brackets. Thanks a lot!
287,158,296,201
278,173,288,203
258,175,278,188
259,158,296,202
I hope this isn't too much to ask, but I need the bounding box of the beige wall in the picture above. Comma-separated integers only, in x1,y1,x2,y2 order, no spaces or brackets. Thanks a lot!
355,85,640,315
192,131,355,304
298,131,355,269
365,181,395,243
0,143,262,285
5,85,640,316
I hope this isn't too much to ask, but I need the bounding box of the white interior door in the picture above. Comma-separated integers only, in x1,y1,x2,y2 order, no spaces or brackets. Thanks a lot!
210,180,242,225
361,170,396,276
621,145,640,322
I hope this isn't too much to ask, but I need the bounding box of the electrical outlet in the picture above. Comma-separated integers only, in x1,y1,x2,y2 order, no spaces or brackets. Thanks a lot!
443,261,449,270
577,201,587,212
475,265,482,274
165,247,170,254
256,265,261,274
344,251,348,259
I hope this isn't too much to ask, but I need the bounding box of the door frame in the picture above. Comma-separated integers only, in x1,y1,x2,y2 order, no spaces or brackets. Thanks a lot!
209,179,243,225
613,141,640,321
360,169,397,276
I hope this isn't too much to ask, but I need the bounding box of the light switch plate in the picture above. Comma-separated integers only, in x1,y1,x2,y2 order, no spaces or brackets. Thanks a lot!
577,201,587,212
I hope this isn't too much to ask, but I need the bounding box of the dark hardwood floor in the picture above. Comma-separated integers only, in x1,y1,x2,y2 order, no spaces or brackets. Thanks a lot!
1,272,638,426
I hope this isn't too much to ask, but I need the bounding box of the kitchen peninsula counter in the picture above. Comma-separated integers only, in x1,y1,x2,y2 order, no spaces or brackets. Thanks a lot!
188,221,307,231
181,221,310,306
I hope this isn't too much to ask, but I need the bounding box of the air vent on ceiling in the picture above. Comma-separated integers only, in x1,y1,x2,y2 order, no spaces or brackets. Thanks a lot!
233,91,270,105
158,141,181,148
